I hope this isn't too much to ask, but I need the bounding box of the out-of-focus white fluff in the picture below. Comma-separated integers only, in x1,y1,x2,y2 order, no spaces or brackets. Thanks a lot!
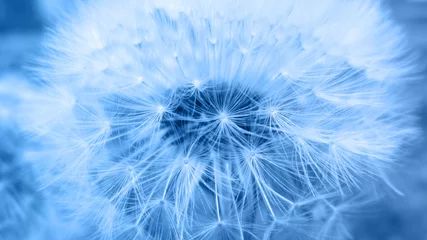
18,0,418,239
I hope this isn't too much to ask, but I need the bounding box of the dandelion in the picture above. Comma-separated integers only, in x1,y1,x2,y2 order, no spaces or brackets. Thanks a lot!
20,0,418,239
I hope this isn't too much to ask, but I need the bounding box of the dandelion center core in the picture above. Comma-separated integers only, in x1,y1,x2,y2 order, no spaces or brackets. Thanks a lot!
161,82,263,151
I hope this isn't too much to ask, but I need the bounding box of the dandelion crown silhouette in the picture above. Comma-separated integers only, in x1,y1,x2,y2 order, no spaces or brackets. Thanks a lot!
21,0,417,239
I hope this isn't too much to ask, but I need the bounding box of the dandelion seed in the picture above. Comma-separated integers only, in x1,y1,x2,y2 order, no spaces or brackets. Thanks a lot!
192,79,202,89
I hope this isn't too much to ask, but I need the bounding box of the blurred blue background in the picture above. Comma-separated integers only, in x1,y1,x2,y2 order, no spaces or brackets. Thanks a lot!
0,0,426,239
0,1,88,239
0,0,42,33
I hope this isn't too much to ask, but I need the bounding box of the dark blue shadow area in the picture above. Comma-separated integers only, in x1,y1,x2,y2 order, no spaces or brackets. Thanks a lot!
0,0,42,33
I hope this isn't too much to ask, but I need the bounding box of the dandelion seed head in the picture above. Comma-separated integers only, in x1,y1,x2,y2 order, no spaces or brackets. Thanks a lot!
20,0,419,239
